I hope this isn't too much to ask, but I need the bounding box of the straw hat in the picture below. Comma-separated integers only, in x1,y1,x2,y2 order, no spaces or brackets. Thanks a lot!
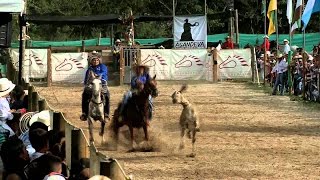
308,55,314,61
0,78,15,97
277,53,283,59
29,110,53,130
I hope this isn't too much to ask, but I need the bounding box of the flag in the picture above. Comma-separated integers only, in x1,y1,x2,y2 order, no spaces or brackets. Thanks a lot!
291,0,303,34
287,0,293,24
301,0,320,30
267,0,277,35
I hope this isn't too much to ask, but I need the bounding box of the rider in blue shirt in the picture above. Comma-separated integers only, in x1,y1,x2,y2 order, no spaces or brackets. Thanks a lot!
80,54,110,121
119,64,153,123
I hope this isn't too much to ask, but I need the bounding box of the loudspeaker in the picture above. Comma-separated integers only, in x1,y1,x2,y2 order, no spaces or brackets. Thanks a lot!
0,13,13,48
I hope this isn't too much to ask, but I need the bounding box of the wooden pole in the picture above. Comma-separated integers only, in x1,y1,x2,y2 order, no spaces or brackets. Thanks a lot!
31,92,39,112
38,99,47,111
28,85,34,112
235,9,239,44
251,46,255,82
302,51,307,99
212,49,218,82
53,112,65,132
119,47,124,85
81,40,85,52
47,46,52,87
71,129,89,166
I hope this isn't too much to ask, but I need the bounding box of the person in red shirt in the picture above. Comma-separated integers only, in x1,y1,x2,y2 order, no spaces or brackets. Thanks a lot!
221,36,234,49
261,35,270,51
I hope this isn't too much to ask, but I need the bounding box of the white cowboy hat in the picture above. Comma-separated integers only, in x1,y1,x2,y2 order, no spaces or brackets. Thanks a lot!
308,55,314,61
283,39,289,43
89,175,111,180
0,78,15,97
277,53,283,58
260,54,264,58
263,35,269,39
115,39,121,43
29,110,53,130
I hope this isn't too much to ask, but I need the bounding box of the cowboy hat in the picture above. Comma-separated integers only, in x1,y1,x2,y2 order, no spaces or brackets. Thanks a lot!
308,55,314,61
226,36,231,39
115,39,121,43
263,35,269,39
29,110,53,130
277,53,283,59
0,78,15,97
283,39,289,43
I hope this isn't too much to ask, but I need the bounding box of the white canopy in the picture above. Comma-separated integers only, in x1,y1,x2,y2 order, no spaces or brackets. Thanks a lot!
0,0,24,13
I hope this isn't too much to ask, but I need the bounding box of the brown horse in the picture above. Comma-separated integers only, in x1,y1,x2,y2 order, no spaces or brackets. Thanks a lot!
110,75,158,151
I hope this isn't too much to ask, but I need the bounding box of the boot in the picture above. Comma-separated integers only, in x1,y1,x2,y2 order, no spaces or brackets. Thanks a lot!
80,113,87,121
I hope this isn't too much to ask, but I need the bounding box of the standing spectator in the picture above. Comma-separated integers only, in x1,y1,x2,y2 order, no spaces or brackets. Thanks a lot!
112,39,121,71
272,54,288,95
283,39,291,55
221,36,234,49
261,35,270,52
10,85,28,113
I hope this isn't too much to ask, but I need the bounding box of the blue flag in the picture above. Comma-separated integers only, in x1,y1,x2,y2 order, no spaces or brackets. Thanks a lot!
302,0,320,30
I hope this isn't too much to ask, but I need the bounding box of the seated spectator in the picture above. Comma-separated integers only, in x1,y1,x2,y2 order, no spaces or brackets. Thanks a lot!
19,110,53,157
0,136,29,180
10,85,28,112
29,128,49,161
0,78,17,146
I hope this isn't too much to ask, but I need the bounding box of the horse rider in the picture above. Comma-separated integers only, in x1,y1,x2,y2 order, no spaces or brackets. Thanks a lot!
80,53,110,121
118,64,153,124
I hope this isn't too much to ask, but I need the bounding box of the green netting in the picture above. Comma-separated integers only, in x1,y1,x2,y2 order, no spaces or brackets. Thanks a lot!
11,33,320,52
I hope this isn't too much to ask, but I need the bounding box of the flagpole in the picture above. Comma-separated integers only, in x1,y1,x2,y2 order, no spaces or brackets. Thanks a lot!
302,0,306,50
276,8,279,55
263,0,267,86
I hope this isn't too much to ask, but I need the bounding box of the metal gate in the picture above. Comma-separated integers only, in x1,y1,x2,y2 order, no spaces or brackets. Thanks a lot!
121,46,139,84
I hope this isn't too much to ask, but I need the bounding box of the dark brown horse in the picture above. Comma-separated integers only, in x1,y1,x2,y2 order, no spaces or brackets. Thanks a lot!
110,75,158,151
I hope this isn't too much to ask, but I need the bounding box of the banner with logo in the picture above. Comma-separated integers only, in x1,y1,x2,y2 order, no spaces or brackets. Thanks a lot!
217,49,252,79
51,53,88,83
140,49,211,80
11,49,48,79
174,16,207,49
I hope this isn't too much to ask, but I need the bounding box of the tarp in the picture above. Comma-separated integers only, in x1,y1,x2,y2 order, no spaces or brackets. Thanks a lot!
0,0,24,13
11,33,320,52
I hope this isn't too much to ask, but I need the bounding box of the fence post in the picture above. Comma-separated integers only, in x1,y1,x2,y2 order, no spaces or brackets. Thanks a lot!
81,40,85,52
31,92,39,112
53,112,66,132
302,51,307,99
65,123,72,171
38,99,47,111
212,49,218,83
47,46,52,87
71,129,89,168
250,46,256,83
119,47,124,85
28,85,34,112
89,145,100,177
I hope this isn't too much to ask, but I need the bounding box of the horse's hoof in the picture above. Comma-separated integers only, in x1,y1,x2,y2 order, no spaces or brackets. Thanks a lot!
90,138,94,143
187,131,191,139
186,153,196,158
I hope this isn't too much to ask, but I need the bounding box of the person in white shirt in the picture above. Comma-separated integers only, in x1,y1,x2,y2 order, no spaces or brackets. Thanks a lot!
283,39,291,55
272,54,288,95
0,78,16,144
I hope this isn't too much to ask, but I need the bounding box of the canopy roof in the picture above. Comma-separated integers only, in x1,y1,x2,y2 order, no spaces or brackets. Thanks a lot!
0,0,24,13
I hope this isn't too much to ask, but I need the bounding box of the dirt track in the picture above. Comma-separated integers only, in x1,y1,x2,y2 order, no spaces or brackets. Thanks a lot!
35,81,320,179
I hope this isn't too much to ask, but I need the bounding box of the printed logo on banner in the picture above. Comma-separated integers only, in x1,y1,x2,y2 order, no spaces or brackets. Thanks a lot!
55,58,85,71
174,16,207,49
219,55,249,69
175,55,204,68
141,54,167,67
13,52,44,67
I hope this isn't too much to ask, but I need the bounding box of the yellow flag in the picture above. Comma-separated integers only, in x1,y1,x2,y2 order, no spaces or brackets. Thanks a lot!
267,0,277,35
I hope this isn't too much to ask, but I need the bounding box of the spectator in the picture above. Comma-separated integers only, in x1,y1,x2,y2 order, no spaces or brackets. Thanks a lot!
261,35,270,52
221,36,234,49
0,78,16,146
29,128,49,161
10,85,28,112
0,136,29,180
272,54,288,95
283,39,290,55
112,39,121,71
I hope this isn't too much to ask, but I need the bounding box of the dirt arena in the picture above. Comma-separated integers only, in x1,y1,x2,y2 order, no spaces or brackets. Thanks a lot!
35,81,320,179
